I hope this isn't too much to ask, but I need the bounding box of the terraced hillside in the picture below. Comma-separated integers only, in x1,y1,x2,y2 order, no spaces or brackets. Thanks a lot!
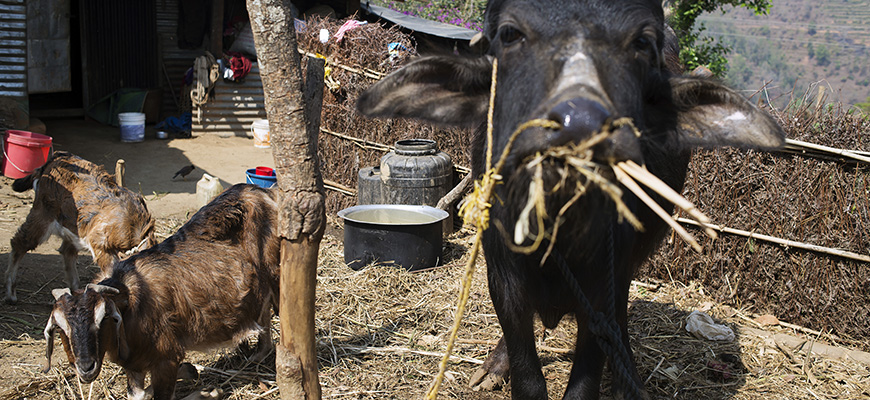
700,0,870,107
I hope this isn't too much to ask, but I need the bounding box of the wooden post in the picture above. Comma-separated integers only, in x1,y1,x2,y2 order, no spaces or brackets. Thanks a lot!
115,159,125,187
210,0,225,57
246,1,325,399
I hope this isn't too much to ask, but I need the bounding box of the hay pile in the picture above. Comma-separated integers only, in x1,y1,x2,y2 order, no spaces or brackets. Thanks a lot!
7,231,868,399
296,16,473,214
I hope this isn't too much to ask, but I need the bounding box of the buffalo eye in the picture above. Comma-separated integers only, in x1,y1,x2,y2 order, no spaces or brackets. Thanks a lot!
632,34,654,55
497,25,525,47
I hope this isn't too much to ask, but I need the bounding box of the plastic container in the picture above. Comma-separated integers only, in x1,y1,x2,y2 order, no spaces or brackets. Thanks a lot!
245,168,276,188
357,166,382,205
251,119,270,148
338,204,448,271
196,173,224,208
358,139,454,233
1,130,53,179
255,166,274,176
118,112,146,143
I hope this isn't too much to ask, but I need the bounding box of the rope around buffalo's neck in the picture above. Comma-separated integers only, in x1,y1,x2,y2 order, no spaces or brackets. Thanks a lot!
425,58,560,399
553,225,647,399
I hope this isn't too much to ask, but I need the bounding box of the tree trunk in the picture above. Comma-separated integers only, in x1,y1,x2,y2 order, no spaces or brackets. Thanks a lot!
245,1,324,399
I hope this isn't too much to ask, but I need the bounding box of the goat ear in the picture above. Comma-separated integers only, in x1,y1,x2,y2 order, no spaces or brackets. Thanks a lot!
105,299,129,362
42,312,58,373
52,288,71,300
670,77,785,150
356,55,493,127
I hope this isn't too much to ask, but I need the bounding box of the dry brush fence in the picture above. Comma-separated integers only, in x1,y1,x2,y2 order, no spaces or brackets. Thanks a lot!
642,100,870,349
300,16,870,350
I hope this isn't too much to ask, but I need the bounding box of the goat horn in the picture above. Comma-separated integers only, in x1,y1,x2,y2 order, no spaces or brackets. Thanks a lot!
51,288,71,300
86,284,119,295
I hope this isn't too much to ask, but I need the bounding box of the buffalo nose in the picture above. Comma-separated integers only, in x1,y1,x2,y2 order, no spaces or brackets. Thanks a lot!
547,98,611,147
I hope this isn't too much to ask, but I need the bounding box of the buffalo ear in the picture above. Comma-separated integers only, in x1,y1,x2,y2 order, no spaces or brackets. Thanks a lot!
670,77,785,150
356,55,493,127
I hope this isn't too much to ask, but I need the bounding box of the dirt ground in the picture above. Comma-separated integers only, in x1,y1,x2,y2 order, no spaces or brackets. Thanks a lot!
1,119,869,399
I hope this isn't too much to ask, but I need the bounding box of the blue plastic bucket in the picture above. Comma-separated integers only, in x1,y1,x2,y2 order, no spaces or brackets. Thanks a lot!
118,112,145,142
245,168,276,188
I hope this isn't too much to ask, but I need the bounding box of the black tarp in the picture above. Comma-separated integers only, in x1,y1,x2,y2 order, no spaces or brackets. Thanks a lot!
360,3,481,54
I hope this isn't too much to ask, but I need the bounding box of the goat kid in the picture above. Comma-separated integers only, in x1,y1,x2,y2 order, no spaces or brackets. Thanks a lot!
43,184,280,400
357,0,784,398
6,151,155,304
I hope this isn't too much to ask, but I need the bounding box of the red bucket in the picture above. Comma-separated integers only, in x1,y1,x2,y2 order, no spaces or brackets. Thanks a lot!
255,166,274,176
2,130,53,179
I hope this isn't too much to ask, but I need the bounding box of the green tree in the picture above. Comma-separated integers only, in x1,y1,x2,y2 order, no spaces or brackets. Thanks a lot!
668,0,772,77
815,44,830,66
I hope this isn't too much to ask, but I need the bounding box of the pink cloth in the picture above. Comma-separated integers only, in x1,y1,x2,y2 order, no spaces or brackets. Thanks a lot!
333,20,367,42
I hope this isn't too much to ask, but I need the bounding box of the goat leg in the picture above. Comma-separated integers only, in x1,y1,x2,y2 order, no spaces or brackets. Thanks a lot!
150,360,180,400
59,241,81,292
251,300,275,363
7,218,49,304
125,369,148,400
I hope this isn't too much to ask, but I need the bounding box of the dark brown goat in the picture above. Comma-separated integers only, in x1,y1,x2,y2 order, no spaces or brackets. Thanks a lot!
6,151,155,304
43,184,280,400
357,0,784,398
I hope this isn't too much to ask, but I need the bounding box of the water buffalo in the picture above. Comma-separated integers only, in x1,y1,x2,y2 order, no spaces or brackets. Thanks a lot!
357,0,784,398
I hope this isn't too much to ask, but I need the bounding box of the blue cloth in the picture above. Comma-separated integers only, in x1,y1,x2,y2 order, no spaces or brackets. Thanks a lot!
155,113,192,134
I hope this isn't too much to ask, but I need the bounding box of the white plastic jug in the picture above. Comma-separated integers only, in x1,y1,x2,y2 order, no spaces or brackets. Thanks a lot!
196,173,223,208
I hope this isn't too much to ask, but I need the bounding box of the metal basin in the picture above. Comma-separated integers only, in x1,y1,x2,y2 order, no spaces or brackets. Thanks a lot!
338,204,448,271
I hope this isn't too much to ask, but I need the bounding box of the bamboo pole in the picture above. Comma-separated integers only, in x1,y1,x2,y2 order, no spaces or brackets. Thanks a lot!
677,218,870,263
785,138,870,165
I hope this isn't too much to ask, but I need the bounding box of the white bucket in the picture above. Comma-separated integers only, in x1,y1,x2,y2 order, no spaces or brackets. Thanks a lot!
251,119,270,148
118,112,146,143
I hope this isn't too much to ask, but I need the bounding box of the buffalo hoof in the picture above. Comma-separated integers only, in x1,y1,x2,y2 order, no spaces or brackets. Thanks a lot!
469,337,510,391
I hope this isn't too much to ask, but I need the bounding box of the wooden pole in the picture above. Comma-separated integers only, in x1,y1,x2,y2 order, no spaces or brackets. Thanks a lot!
246,1,324,399
115,159,125,187
210,0,225,57
677,218,870,263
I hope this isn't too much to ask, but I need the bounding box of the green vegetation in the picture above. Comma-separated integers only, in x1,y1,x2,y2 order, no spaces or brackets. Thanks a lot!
668,0,773,76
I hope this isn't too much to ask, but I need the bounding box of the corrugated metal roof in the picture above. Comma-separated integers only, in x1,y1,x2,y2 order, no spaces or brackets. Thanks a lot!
192,62,266,137
0,0,27,98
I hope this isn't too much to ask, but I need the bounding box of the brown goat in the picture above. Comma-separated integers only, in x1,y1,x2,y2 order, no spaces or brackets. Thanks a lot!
6,151,155,304
43,184,280,400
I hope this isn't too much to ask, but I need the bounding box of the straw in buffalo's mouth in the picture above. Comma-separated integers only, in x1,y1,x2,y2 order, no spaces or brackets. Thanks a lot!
504,117,717,264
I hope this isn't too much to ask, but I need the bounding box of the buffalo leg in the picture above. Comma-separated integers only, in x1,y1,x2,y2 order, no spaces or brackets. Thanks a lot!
469,336,510,391
490,281,546,399
563,317,606,400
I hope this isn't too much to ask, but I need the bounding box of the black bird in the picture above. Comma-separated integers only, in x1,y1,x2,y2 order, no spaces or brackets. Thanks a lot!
172,165,195,180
